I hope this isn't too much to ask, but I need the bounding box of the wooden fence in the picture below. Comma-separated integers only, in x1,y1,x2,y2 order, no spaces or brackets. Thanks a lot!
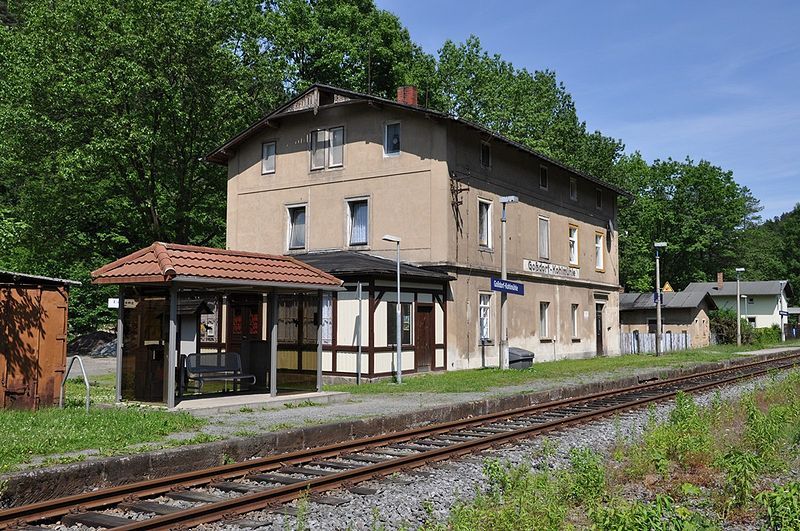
620,331,691,355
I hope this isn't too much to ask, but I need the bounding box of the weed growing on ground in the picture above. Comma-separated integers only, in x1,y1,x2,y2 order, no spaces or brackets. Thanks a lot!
284,399,320,409
564,448,606,504
294,491,310,531
590,495,718,530
758,481,800,530
265,422,295,431
238,406,254,413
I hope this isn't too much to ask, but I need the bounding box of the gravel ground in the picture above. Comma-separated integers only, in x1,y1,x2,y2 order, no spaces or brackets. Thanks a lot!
191,371,785,531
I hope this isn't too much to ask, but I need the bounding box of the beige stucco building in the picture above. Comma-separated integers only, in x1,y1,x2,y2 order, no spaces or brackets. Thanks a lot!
208,85,628,379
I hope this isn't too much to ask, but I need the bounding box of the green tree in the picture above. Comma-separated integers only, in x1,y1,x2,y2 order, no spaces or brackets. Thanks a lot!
0,0,285,331
610,155,759,291
434,35,623,180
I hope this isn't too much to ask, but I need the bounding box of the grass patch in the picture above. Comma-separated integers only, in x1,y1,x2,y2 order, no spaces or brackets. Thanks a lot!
63,373,116,406
0,404,206,472
328,341,800,395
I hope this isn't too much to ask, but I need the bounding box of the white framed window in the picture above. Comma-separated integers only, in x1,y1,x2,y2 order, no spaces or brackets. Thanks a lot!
539,165,549,190
595,188,603,210
310,130,326,170
595,232,605,271
329,126,344,168
538,216,550,260
540,301,550,338
481,141,491,168
570,177,578,201
287,205,307,250
321,292,333,344
478,199,492,249
571,304,579,338
479,292,493,342
384,122,401,155
347,199,369,246
310,127,345,170
568,225,579,265
261,141,276,174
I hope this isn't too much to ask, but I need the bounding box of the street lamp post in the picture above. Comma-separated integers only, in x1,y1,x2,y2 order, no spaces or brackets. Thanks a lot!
780,280,786,342
499,195,519,370
654,242,667,356
382,234,402,384
735,267,745,346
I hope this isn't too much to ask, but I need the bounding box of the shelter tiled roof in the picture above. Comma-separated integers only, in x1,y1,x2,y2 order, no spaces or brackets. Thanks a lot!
91,243,343,289
619,291,717,311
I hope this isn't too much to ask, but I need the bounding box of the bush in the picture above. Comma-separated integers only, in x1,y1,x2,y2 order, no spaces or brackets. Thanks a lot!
710,309,753,345
565,448,606,504
752,325,781,345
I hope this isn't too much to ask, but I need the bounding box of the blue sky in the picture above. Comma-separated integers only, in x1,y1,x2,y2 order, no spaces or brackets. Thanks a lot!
375,0,800,219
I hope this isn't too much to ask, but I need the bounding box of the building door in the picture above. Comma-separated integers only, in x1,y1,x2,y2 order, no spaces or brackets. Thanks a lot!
415,303,435,372
226,295,262,354
595,303,605,356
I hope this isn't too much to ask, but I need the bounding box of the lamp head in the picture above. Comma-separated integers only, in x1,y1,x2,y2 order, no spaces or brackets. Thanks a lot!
382,234,401,244
499,195,519,204
735,267,745,273
654,242,667,248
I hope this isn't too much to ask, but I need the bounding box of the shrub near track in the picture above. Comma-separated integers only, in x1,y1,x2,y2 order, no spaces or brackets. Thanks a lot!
421,370,800,530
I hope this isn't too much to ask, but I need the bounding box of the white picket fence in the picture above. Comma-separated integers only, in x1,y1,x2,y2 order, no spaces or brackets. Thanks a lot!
620,332,691,355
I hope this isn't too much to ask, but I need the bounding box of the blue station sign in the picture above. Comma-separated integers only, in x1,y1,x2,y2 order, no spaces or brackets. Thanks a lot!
491,277,524,295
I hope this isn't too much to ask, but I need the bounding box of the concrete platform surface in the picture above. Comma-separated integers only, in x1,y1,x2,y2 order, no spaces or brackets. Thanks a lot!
173,391,350,413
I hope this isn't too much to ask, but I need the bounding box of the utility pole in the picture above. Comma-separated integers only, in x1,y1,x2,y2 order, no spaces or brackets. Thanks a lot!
499,195,518,369
735,267,745,346
654,242,667,356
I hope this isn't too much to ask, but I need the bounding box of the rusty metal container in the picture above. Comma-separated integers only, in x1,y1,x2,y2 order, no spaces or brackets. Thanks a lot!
0,271,78,410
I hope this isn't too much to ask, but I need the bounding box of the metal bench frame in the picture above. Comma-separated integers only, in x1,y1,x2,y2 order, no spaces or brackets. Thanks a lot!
184,352,256,392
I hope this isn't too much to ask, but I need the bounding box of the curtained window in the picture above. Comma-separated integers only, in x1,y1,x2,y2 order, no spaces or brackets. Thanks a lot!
348,200,368,246
288,206,306,249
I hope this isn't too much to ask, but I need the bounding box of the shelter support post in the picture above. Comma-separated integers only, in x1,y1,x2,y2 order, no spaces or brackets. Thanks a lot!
166,285,178,408
317,290,323,392
116,287,124,403
269,292,278,397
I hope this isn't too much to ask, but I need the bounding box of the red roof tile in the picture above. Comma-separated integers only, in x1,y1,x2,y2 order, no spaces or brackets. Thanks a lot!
91,243,343,289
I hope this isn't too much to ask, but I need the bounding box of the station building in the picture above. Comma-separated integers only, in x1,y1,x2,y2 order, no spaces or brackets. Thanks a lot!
207,84,628,380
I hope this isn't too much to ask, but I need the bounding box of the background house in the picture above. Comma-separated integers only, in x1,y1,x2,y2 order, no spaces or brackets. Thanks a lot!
619,291,717,353
684,279,792,329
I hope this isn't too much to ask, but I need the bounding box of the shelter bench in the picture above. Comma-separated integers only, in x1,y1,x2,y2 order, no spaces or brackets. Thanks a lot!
184,352,255,392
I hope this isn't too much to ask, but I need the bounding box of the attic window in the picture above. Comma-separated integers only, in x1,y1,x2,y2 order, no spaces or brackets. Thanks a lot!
481,141,491,168
385,122,401,155
539,166,549,190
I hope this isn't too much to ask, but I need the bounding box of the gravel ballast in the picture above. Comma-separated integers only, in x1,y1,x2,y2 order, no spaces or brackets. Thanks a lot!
193,372,788,531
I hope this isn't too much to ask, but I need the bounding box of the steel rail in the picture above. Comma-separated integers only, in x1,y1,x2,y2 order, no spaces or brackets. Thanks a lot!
1,352,798,529
109,354,800,531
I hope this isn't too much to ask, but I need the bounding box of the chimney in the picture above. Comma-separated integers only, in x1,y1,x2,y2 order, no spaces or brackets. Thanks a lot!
396,85,418,107
717,272,724,290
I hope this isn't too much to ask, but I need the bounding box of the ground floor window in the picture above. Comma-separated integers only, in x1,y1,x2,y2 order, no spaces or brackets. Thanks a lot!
479,292,492,342
387,301,412,345
540,301,550,338
571,303,579,338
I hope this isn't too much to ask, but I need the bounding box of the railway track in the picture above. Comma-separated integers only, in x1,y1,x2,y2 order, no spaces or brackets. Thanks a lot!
3,353,799,531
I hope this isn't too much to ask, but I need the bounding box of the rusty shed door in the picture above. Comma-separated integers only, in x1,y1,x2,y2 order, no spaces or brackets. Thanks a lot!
0,286,67,409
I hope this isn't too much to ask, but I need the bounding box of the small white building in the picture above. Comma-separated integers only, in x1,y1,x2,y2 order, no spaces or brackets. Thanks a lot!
684,279,792,329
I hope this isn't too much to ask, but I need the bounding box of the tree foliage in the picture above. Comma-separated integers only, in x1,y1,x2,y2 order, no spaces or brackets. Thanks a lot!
0,0,792,333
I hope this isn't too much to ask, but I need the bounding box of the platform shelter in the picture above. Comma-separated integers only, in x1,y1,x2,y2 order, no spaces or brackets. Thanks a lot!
92,243,343,408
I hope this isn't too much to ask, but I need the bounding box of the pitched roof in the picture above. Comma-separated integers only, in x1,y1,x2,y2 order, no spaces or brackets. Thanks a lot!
91,242,343,290
206,84,631,198
290,250,452,282
684,280,792,298
619,291,717,311
0,269,81,287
